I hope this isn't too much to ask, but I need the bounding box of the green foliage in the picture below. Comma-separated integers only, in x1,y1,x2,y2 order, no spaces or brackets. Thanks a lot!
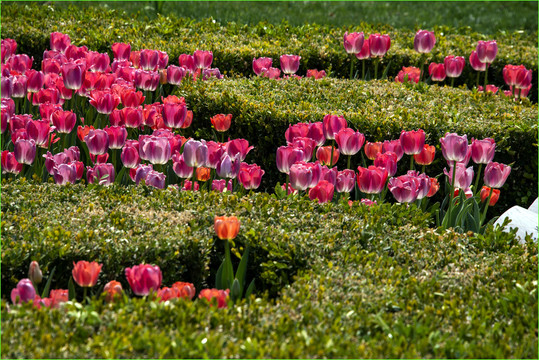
176,77,538,212
1,181,537,358
1,3,537,100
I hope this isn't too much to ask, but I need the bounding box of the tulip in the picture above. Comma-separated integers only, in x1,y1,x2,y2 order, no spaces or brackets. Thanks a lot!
444,55,465,79
322,114,347,140
11,279,36,304
211,179,229,193
216,153,241,179
307,122,325,146
24,69,44,93
30,87,61,105
469,51,486,72
72,260,102,287
129,50,141,68
104,126,127,150
369,34,391,57
162,102,187,129
382,139,404,161
1,76,13,98
103,280,123,303
134,70,160,91
119,91,143,110
179,54,196,73
285,123,309,143
238,163,265,190
183,140,209,168
50,32,71,52
408,171,431,200
157,51,169,70
121,106,144,129
388,175,420,203
202,68,224,80
125,264,163,296
131,164,153,184
52,163,78,185
199,288,229,308
51,109,77,134
47,289,69,308
112,42,131,61
262,67,281,79
85,51,110,72
85,129,109,155
226,139,254,162
335,128,364,156
289,163,313,191
444,163,474,190
280,54,301,75
42,58,62,75
14,139,36,165
476,40,498,64
395,66,421,84
336,169,356,193
194,50,213,70
253,57,273,76
139,136,171,165
515,67,533,90
10,75,27,98
61,62,85,90
477,85,499,94
427,177,440,197
8,54,33,73
1,109,7,134
120,144,140,169
374,151,398,177
364,141,383,160
182,180,200,191
140,49,159,71
306,69,326,79
166,65,187,85
211,114,232,132
77,125,94,142
343,32,365,54
290,137,317,161
400,129,425,155
308,180,335,203
276,145,304,174
356,166,388,194
172,282,196,300
503,64,522,87
28,261,43,285
428,62,446,82
471,138,495,164
87,163,115,185
214,216,240,240
440,133,468,163
205,141,225,169
316,146,339,166
89,90,120,115
320,165,338,186
26,120,51,147
181,110,193,129
145,170,166,189
484,162,511,188
414,30,436,53
414,144,436,165
356,38,370,61
480,186,500,206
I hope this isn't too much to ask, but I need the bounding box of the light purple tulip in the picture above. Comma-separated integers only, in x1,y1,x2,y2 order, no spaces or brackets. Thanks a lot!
471,138,496,164
14,138,36,165
484,162,511,188
444,163,474,190
139,136,171,165
388,175,420,203
440,133,469,163
216,153,241,179
183,140,208,168
289,163,313,191
87,163,115,185
336,169,356,193
85,129,109,156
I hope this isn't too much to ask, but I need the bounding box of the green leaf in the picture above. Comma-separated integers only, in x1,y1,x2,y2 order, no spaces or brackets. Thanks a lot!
40,266,56,298
245,279,255,298
68,276,76,301
215,260,224,289
235,245,250,290
114,166,127,185
381,60,392,79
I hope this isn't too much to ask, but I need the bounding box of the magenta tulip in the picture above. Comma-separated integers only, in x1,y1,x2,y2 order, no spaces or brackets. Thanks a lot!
343,32,365,54
515,67,533,90
87,163,115,185
285,123,309,143
289,163,313,191
52,109,77,134
238,163,264,190
84,129,109,155
356,166,388,194
11,75,27,98
134,70,160,91
167,65,187,85
276,145,304,174
121,144,140,169
440,133,468,162
172,152,194,178
369,34,391,57
335,128,365,155
121,106,144,128
11,279,36,304
414,30,436,53
179,54,196,73
225,139,254,162
399,129,425,155
26,69,44,93
484,162,511,188
104,126,127,149
444,55,465,78
374,151,398,177
308,180,334,203
280,54,301,75
61,62,85,90
112,42,131,61
322,114,347,140
163,102,187,129
50,32,71,52
388,175,420,203
1,76,13,99
356,38,370,60
253,57,273,76
52,163,78,185
382,139,404,161
469,51,487,71
139,136,171,165
471,138,496,164
89,90,120,115
125,264,162,296
336,169,356,193
145,170,166,189
140,49,159,71
262,67,281,79
14,139,36,165
8,54,33,74
194,50,213,70
476,40,498,64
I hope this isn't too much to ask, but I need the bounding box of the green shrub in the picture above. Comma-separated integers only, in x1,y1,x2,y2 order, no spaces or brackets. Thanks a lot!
1,3,537,101
1,181,537,358
175,77,538,212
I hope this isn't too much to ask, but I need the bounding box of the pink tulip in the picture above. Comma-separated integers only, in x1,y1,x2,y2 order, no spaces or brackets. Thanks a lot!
11,279,36,304
61,62,85,90
183,140,209,168
444,163,474,190
225,139,254,162
280,54,301,75
471,138,496,164
253,57,273,76
306,122,325,146
478,85,499,94
172,152,194,178
26,69,44,93
140,49,159,71
163,102,187,129
276,145,304,174
205,141,225,169
145,170,166,189
11,75,27,98
30,87,61,105
515,67,532,90
399,129,425,155
121,106,144,128
343,32,365,54
125,264,162,296
289,137,317,161
336,169,356,193
104,126,127,149
90,153,110,165
308,180,334,203
503,64,522,87
26,120,51,147
52,162,78,185
1,151,23,174
139,136,171,165
290,163,314,191
484,162,511,188
262,67,281,79
121,144,140,168
321,165,338,186
157,51,169,70
476,40,498,64
194,50,213,70
285,123,309,143
131,164,153,184
87,163,115,185
407,171,431,200
1,76,13,98
322,114,347,140
84,129,109,155
42,58,62,75
440,133,468,162
388,175,420,203
166,65,187,85
1,109,7,134
428,62,446,82
8,54,33,73
374,151,398,177
444,56,465,78
14,139,36,165
306,69,326,79
51,109,76,134
50,32,71,52
335,128,365,156
85,51,110,72
369,34,391,57
356,166,388,194
112,42,131,61
216,153,241,179
89,90,120,115
134,70,160,91
356,38,370,60
55,77,72,100
382,139,404,161
469,51,487,71
414,30,436,53
238,163,265,190
179,54,196,73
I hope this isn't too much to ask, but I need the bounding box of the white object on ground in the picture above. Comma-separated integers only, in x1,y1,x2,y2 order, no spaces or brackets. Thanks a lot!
528,198,538,214
494,205,538,244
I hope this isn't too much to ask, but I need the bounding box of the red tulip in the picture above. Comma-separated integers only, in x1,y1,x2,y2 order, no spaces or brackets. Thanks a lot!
469,51,486,71
364,141,383,160
414,144,436,165
172,282,196,300
335,128,365,156
440,133,468,162
515,67,532,90
343,32,365,54
11,279,36,304
50,32,71,52
134,70,160,91
427,177,440,197
444,55,465,78
89,90,120,115
199,288,229,308
369,34,391,57
414,30,436,53
194,50,213,70
30,87,61,105
306,69,326,79
471,138,495,164
322,114,347,140
308,180,335,203
103,280,123,303
111,42,131,61
374,151,398,177
51,109,76,134
399,129,425,155
280,54,301,75
72,260,102,287
140,49,159,71
484,162,511,188
253,57,273,76
211,114,232,132
480,186,500,206
395,66,421,84
428,62,446,82
356,166,388,194
238,163,265,190
121,106,144,128
476,40,498,64
77,125,94,142
125,264,162,296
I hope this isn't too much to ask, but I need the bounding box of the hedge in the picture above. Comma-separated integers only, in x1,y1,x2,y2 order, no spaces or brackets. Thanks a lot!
1,3,537,101
175,76,538,212
1,181,537,358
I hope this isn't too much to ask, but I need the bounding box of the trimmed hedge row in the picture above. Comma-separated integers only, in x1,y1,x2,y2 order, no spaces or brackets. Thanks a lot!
1,181,537,358
176,77,538,212
1,3,537,101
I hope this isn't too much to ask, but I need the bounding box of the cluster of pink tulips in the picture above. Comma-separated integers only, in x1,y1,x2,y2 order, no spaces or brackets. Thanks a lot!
252,55,326,80
0,33,264,192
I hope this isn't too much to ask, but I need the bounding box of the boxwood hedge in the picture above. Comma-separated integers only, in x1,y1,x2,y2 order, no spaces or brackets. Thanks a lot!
1,180,537,358
175,76,538,212
1,3,537,101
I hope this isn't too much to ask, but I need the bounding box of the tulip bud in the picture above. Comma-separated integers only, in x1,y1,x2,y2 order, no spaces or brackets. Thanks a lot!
28,261,43,285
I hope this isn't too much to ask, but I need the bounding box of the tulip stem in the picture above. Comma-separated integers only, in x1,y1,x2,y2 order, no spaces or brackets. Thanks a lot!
349,55,355,79
421,165,426,174
285,174,290,197
374,60,379,80
410,156,414,171
419,60,424,82
473,163,483,196
444,160,458,229
484,64,489,91
191,166,197,192
511,86,516,99
476,72,480,89
347,155,351,170
451,77,455,87
83,287,87,303
330,140,335,167
479,187,493,230
362,60,365,80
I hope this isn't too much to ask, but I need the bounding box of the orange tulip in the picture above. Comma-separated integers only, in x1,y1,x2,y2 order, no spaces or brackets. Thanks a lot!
214,216,240,240
72,260,102,287
196,167,211,181
172,281,196,300
414,144,436,165
480,186,500,206
211,114,232,132
103,280,123,302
